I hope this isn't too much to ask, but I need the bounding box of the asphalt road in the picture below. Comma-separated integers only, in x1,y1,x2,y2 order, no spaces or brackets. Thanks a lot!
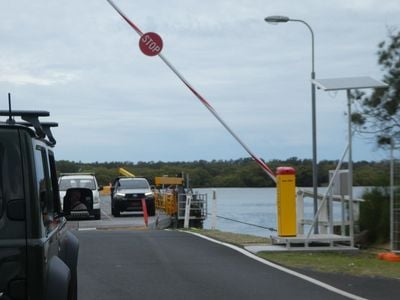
66,195,171,230
75,229,368,300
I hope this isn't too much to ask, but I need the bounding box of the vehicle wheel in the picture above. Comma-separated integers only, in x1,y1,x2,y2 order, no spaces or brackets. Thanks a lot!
112,208,120,217
68,272,77,300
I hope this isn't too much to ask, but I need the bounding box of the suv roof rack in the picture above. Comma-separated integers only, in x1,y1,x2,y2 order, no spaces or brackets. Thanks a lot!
17,121,58,145
0,110,58,146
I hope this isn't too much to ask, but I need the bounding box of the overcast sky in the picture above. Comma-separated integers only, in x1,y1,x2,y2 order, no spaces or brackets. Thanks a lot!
1,0,399,164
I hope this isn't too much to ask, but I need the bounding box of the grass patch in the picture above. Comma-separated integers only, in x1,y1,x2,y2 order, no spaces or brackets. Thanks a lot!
258,251,400,279
188,228,270,246
189,228,400,280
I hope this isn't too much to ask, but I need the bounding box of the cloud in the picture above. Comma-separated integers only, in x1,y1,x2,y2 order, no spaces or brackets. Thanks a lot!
0,69,78,86
0,0,397,163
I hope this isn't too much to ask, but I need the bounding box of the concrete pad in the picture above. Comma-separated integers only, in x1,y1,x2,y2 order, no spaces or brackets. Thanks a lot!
245,244,359,253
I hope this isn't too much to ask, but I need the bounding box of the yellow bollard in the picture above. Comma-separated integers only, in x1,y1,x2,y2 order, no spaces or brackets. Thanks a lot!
276,167,297,237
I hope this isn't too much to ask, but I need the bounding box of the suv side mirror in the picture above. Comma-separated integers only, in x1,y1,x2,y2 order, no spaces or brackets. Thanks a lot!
55,211,69,219
98,185,103,191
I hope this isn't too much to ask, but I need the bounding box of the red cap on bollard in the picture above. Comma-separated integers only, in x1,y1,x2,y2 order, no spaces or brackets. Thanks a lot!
276,167,296,175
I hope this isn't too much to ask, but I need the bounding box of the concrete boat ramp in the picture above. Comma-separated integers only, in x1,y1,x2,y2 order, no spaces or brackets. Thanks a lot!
66,210,172,231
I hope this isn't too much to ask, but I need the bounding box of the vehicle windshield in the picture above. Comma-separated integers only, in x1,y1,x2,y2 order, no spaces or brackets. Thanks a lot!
119,179,149,189
59,178,96,191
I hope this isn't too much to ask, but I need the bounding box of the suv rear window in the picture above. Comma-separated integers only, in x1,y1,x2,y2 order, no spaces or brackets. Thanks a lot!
59,178,96,190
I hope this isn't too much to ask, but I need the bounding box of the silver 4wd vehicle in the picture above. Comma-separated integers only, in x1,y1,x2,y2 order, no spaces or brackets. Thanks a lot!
0,108,79,300
58,173,102,220
111,177,156,217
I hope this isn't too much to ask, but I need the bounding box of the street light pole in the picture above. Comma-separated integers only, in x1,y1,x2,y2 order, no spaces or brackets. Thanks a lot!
264,16,319,233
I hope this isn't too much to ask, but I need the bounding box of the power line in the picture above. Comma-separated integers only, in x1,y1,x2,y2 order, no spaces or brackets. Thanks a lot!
208,213,277,232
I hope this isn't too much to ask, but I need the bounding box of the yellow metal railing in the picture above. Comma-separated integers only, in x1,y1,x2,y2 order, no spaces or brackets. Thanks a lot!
164,193,177,215
155,191,178,216
154,176,184,216
154,191,163,209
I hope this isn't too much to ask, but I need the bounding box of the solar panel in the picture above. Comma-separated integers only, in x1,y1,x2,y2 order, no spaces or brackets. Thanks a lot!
312,76,388,91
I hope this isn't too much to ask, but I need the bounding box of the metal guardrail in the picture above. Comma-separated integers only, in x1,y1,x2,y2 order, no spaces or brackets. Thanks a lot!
154,190,207,222
154,191,178,215
177,193,207,220
296,188,362,237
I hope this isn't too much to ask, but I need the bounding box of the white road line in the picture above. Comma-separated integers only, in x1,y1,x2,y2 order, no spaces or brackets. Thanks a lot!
185,231,368,300
78,227,97,231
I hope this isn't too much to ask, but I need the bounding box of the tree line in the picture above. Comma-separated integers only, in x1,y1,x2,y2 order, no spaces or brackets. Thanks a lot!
56,157,390,188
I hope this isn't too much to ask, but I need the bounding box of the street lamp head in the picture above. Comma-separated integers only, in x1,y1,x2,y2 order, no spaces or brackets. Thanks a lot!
264,16,290,24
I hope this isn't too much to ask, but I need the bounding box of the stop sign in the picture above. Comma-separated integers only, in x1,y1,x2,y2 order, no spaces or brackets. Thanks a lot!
139,32,163,56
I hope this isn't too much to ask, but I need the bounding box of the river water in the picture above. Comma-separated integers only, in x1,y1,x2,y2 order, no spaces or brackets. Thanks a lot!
194,187,369,237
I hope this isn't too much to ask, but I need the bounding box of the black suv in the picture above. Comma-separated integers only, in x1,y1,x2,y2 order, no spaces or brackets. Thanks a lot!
111,177,156,217
0,109,79,300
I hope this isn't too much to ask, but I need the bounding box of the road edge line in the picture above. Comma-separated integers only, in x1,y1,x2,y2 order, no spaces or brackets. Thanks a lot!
184,230,368,300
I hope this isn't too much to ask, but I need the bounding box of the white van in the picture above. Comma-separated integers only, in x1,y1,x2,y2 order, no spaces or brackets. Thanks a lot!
59,173,102,219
